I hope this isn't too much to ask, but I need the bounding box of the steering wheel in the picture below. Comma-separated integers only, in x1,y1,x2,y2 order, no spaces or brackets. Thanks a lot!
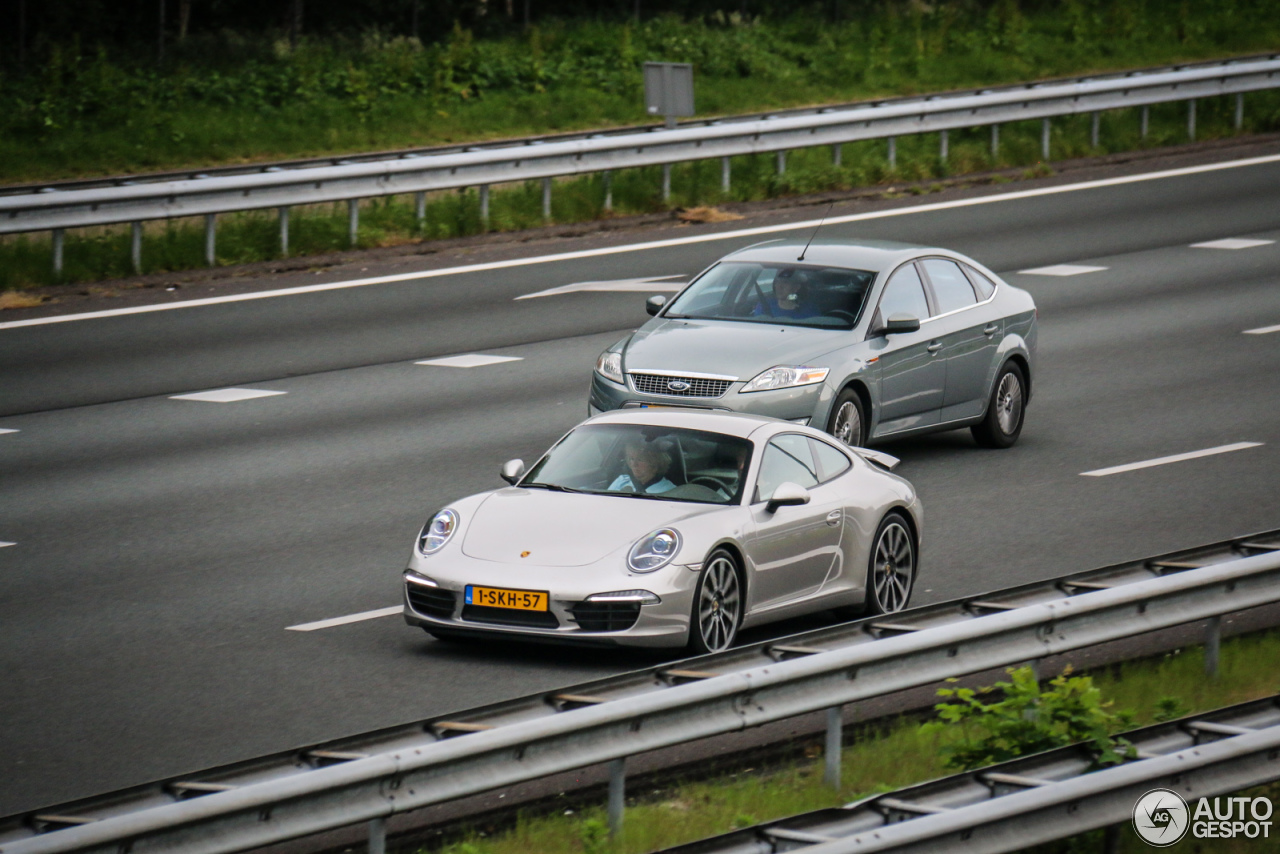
690,476,731,493
824,309,857,324
751,281,775,317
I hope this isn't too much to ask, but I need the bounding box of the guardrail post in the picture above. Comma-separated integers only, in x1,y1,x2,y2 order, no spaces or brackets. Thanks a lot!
278,207,289,257
824,706,843,789
607,757,626,836
662,164,672,201
347,200,359,247
131,222,143,274
1235,93,1244,130
479,185,490,230
1103,824,1121,854
990,124,999,158
603,171,613,211
1090,112,1100,148
368,817,386,854
831,143,842,167
720,157,731,193
887,136,896,169
1041,118,1051,160
1205,615,1221,678
1187,99,1197,141
1140,105,1149,139
52,228,64,278
776,151,787,176
542,177,552,222
939,130,948,163
415,192,426,228
204,214,216,266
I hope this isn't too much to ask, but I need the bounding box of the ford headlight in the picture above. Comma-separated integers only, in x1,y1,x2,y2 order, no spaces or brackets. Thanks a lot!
628,528,682,572
741,365,829,393
418,509,459,555
595,350,624,384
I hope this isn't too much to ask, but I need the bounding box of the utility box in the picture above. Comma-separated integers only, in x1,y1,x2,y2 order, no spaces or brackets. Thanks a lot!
643,62,695,128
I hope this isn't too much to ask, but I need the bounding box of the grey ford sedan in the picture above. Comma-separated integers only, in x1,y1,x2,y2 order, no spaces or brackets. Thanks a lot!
589,239,1037,449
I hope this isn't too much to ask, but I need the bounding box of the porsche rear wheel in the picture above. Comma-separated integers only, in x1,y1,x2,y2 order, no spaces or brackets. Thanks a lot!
865,512,915,616
689,549,742,654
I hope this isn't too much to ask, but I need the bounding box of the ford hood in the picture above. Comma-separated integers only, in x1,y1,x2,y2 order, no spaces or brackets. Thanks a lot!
624,318,851,378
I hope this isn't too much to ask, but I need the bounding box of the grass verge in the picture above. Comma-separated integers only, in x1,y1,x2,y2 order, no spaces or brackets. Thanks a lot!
419,628,1280,854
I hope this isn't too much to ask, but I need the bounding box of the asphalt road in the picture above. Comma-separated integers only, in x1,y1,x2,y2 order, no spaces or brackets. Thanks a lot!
1,148,1279,815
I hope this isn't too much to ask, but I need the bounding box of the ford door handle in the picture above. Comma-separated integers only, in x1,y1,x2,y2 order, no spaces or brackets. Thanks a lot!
984,323,1000,336
826,510,843,526
926,341,943,353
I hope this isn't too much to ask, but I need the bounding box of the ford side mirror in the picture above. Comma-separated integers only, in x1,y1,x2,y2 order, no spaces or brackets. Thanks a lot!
877,313,921,335
645,295,668,316
500,459,525,485
766,481,811,513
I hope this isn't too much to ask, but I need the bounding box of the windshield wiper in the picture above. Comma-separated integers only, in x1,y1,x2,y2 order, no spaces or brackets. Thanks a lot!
521,482,583,493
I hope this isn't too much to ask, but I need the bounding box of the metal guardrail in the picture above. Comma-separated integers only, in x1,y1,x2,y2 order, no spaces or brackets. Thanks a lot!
3,54,1278,275
1,531,1279,854
659,695,1280,854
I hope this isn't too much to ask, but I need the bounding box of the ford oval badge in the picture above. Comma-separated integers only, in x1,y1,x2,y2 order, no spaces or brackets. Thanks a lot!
668,380,691,392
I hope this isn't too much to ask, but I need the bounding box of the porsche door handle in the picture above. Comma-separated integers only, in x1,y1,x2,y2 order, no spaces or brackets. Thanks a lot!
984,323,1000,336
826,511,843,526
926,341,943,353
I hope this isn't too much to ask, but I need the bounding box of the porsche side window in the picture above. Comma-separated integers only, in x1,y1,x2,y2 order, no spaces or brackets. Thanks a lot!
810,438,851,483
921,259,978,315
876,263,930,324
755,434,819,502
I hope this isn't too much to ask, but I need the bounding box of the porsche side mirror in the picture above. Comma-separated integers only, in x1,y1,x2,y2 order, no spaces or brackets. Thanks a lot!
645,295,668,316
766,481,811,513
877,313,920,335
500,459,526,485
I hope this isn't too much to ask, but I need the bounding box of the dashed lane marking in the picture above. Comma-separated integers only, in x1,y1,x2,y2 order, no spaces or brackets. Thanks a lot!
170,388,288,403
1244,324,1280,335
1191,238,1275,250
1017,264,1109,277
4,153,1280,331
0,542,15,548
516,275,687,300
287,606,402,631
415,354,524,368
1080,442,1263,477
0,429,18,435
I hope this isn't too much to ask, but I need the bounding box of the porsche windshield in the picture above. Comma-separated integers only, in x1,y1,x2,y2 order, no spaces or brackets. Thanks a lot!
522,424,754,505
663,262,876,329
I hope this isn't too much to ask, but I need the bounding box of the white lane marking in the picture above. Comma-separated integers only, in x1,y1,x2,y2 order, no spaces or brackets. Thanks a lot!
1017,264,1109,276
0,428,18,435
516,275,687,300
287,605,402,631
415,354,524,368
0,541,15,548
170,388,288,403
1081,442,1263,477
1244,323,1280,335
1191,238,1275,250
4,153,1280,332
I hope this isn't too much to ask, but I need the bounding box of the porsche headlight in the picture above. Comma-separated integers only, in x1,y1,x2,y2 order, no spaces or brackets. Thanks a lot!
595,350,624,384
627,528,682,573
418,509,459,555
741,366,830,393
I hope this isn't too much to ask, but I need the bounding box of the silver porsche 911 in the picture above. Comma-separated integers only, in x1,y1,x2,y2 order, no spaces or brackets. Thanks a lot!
589,238,1037,450
402,409,922,652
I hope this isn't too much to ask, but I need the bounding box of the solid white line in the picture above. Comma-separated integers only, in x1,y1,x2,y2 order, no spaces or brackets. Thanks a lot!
5,152,1280,332
1081,442,1263,477
286,605,402,632
1244,324,1280,335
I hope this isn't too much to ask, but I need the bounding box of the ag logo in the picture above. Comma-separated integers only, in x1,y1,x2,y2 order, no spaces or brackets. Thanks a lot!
667,380,691,392
1133,788,1189,846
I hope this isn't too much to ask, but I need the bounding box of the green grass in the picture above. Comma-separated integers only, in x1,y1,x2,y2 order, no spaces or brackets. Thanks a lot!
5,2,1280,291
419,628,1280,854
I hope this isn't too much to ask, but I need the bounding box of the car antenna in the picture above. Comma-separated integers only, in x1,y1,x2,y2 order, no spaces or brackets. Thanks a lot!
797,203,834,262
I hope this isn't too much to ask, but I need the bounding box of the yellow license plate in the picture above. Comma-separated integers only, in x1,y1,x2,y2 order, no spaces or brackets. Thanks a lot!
466,585,549,611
